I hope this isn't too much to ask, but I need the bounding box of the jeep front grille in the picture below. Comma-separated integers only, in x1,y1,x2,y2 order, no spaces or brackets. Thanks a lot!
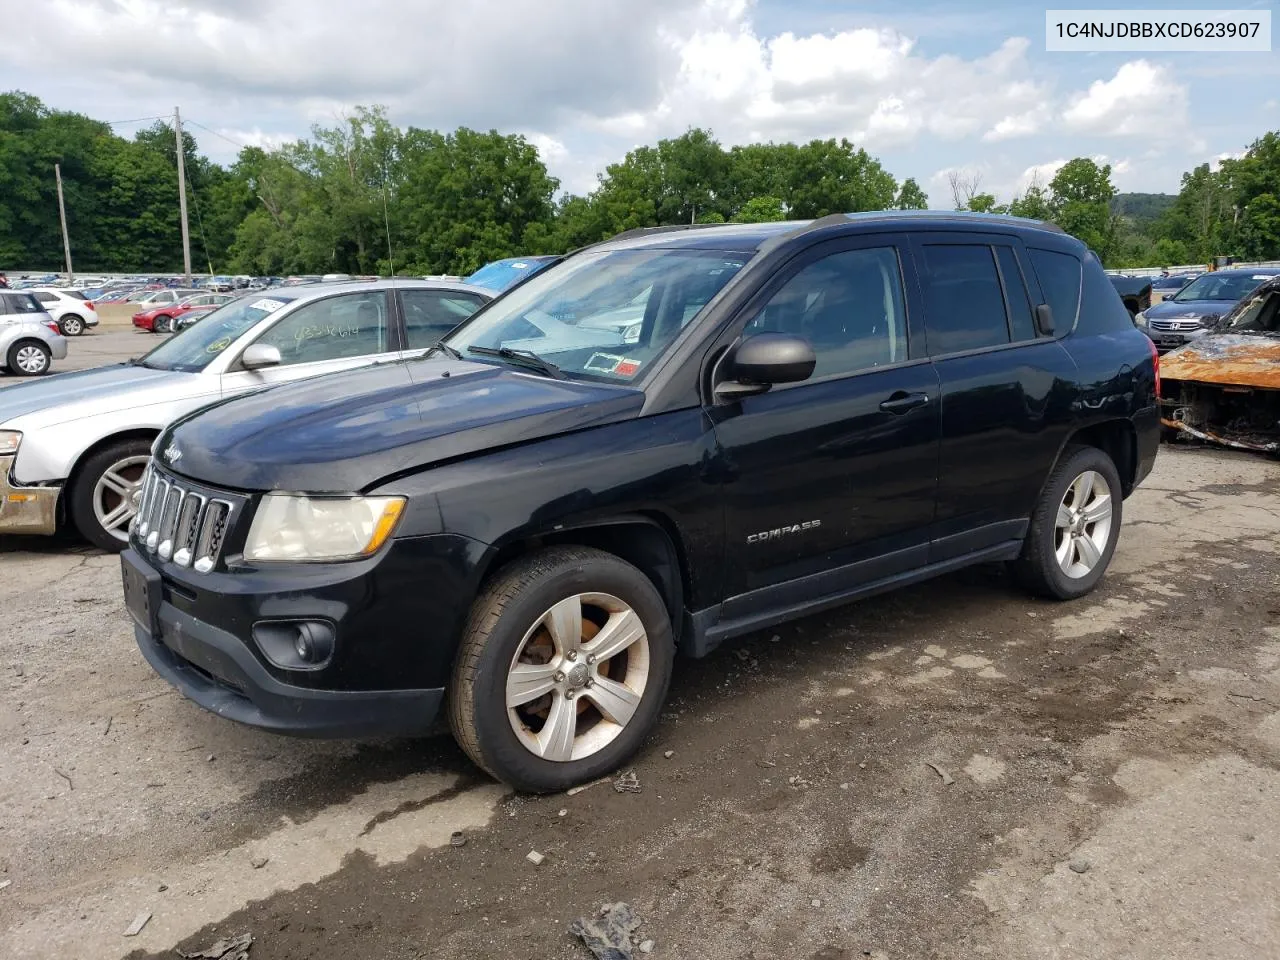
133,466,238,572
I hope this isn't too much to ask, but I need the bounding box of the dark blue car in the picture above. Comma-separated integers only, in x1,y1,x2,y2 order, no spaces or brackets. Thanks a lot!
1136,267,1280,351
465,256,558,292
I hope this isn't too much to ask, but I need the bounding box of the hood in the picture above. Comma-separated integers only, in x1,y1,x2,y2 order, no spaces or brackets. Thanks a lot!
1160,334,1280,390
0,363,198,429
161,358,646,492
1145,298,1230,322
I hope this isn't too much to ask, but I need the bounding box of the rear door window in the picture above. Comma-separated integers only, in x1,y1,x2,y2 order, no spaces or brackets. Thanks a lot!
6,293,44,314
400,289,488,349
918,244,1010,355
1027,248,1081,331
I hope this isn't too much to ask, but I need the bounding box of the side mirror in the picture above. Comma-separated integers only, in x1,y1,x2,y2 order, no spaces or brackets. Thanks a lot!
715,333,816,400
241,343,282,371
1034,303,1055,336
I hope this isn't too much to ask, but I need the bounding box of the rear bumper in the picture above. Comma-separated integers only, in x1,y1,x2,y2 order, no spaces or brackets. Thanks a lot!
50,338,68,360
0,455,58,535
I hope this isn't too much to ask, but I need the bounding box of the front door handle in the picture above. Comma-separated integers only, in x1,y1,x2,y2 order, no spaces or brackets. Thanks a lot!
879,391,930,414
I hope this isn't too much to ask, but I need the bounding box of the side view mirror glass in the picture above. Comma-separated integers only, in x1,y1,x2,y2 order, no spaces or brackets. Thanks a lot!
241,343,282,370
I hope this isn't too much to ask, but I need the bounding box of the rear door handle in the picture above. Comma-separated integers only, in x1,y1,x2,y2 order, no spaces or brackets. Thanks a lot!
879,391,930,414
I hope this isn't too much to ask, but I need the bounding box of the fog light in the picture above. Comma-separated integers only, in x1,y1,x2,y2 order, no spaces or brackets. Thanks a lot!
252,620,336,671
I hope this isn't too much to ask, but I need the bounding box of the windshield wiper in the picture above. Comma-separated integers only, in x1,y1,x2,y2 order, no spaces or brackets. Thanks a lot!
467,345,565,379
424,341,463,361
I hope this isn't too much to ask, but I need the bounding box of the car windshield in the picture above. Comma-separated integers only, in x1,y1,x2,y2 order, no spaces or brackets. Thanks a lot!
1173,273,1272,303
1225,286,1280,334
465,258,556,292
444,249,749,382
137,295,295,372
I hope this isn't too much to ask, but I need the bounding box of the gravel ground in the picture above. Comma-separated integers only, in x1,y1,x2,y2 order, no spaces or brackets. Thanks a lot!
0,446,1278,960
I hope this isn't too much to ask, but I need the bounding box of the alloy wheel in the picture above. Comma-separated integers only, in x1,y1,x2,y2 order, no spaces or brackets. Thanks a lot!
1054,470,1113,579
93,455,150,543
506,592,651,762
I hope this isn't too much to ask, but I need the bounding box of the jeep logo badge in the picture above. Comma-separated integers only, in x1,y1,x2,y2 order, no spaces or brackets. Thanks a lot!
164,444,182,463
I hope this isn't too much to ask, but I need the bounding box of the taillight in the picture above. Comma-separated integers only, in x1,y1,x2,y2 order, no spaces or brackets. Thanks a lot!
46,321,61,334
84,301,95,311
1149,336,1160,399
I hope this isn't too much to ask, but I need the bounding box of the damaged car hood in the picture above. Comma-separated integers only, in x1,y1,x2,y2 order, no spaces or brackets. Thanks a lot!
1160,334,1280,390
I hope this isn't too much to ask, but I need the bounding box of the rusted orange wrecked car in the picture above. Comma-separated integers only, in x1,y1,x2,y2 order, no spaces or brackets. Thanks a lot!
1160,277,1280,454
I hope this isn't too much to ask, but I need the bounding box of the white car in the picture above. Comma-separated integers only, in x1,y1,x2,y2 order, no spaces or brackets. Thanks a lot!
0,292,68,376
0,279,491,550
26,288,100,336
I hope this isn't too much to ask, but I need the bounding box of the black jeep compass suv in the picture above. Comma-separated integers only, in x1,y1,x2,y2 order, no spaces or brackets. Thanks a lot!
122,212,1161,792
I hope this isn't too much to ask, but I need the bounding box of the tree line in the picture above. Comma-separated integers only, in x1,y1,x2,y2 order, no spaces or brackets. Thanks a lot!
2,90,1277,276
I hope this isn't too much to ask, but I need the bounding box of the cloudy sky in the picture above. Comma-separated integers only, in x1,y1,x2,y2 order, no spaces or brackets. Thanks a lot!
4,0,1278,205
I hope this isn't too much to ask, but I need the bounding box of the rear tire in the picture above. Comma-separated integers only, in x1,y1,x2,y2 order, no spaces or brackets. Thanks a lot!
1012,444,1123,600
60,314,84,336
69,439,153,552
7,340,51,376
448,546,674,793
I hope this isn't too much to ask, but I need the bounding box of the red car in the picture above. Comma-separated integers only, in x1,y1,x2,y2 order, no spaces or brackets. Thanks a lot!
132,293,234,333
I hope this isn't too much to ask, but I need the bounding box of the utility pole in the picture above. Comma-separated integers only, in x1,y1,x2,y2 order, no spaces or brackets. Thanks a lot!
54,163,74,282
174,106,193,284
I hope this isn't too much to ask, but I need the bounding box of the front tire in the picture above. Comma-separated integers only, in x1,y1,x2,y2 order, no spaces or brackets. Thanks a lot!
1012,444,1123,600
69,439,153,552
60,314,84,336
153,315,172,334
449,546,674,793
7,340,51,376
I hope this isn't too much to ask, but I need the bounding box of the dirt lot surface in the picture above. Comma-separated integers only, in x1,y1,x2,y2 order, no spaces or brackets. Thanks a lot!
1,446,1278,960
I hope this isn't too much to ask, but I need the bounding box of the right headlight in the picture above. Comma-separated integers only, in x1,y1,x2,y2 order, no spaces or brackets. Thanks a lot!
0,431,21,456
1133,311,1148,327
244,494,406,562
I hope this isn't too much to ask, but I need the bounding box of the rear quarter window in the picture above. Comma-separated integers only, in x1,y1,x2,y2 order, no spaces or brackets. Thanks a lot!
1027,248,1081,333
1076,254,1135,335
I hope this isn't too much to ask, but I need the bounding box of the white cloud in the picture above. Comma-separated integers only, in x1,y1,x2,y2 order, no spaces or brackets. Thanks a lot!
1062,60,1188,138
983,108,1045,142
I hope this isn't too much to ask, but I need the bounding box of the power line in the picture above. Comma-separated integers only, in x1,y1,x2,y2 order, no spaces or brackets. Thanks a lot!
102,114,170,126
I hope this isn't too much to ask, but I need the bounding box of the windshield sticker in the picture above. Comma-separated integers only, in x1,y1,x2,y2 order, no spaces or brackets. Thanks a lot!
206,336,233,354
584,352,626,374
614,358,642,377
249,298,287,313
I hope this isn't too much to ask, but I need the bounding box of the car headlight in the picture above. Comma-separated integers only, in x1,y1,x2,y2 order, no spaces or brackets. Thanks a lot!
1133,311,1148,327
0,431,21,456
244,494,406,562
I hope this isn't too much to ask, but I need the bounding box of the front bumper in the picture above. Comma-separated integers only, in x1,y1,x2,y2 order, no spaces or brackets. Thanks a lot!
0,455,58,535
121,534,486,737
131,314,154,331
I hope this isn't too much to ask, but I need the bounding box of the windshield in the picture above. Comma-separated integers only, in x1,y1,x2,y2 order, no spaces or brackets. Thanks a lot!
1225,286,1280,333
465,258,556,292
1174,273,1274,303
444,249,750,382
138,295,295,372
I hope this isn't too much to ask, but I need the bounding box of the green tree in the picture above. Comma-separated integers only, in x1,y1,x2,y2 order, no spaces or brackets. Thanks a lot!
1047,158,1116,260
894,178,928,210
732,196,786,222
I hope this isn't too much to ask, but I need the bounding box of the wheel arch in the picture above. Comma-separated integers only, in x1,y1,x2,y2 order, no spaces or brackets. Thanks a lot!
64,429,159,502
479,513,691,647
1057,418,1138,496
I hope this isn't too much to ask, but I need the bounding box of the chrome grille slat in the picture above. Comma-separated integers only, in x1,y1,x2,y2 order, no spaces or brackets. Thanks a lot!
172,493,206,567
132,466,241,573
157,487,186,561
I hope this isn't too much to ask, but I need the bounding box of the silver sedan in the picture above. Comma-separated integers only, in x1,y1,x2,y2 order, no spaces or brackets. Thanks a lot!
0,279,490,550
